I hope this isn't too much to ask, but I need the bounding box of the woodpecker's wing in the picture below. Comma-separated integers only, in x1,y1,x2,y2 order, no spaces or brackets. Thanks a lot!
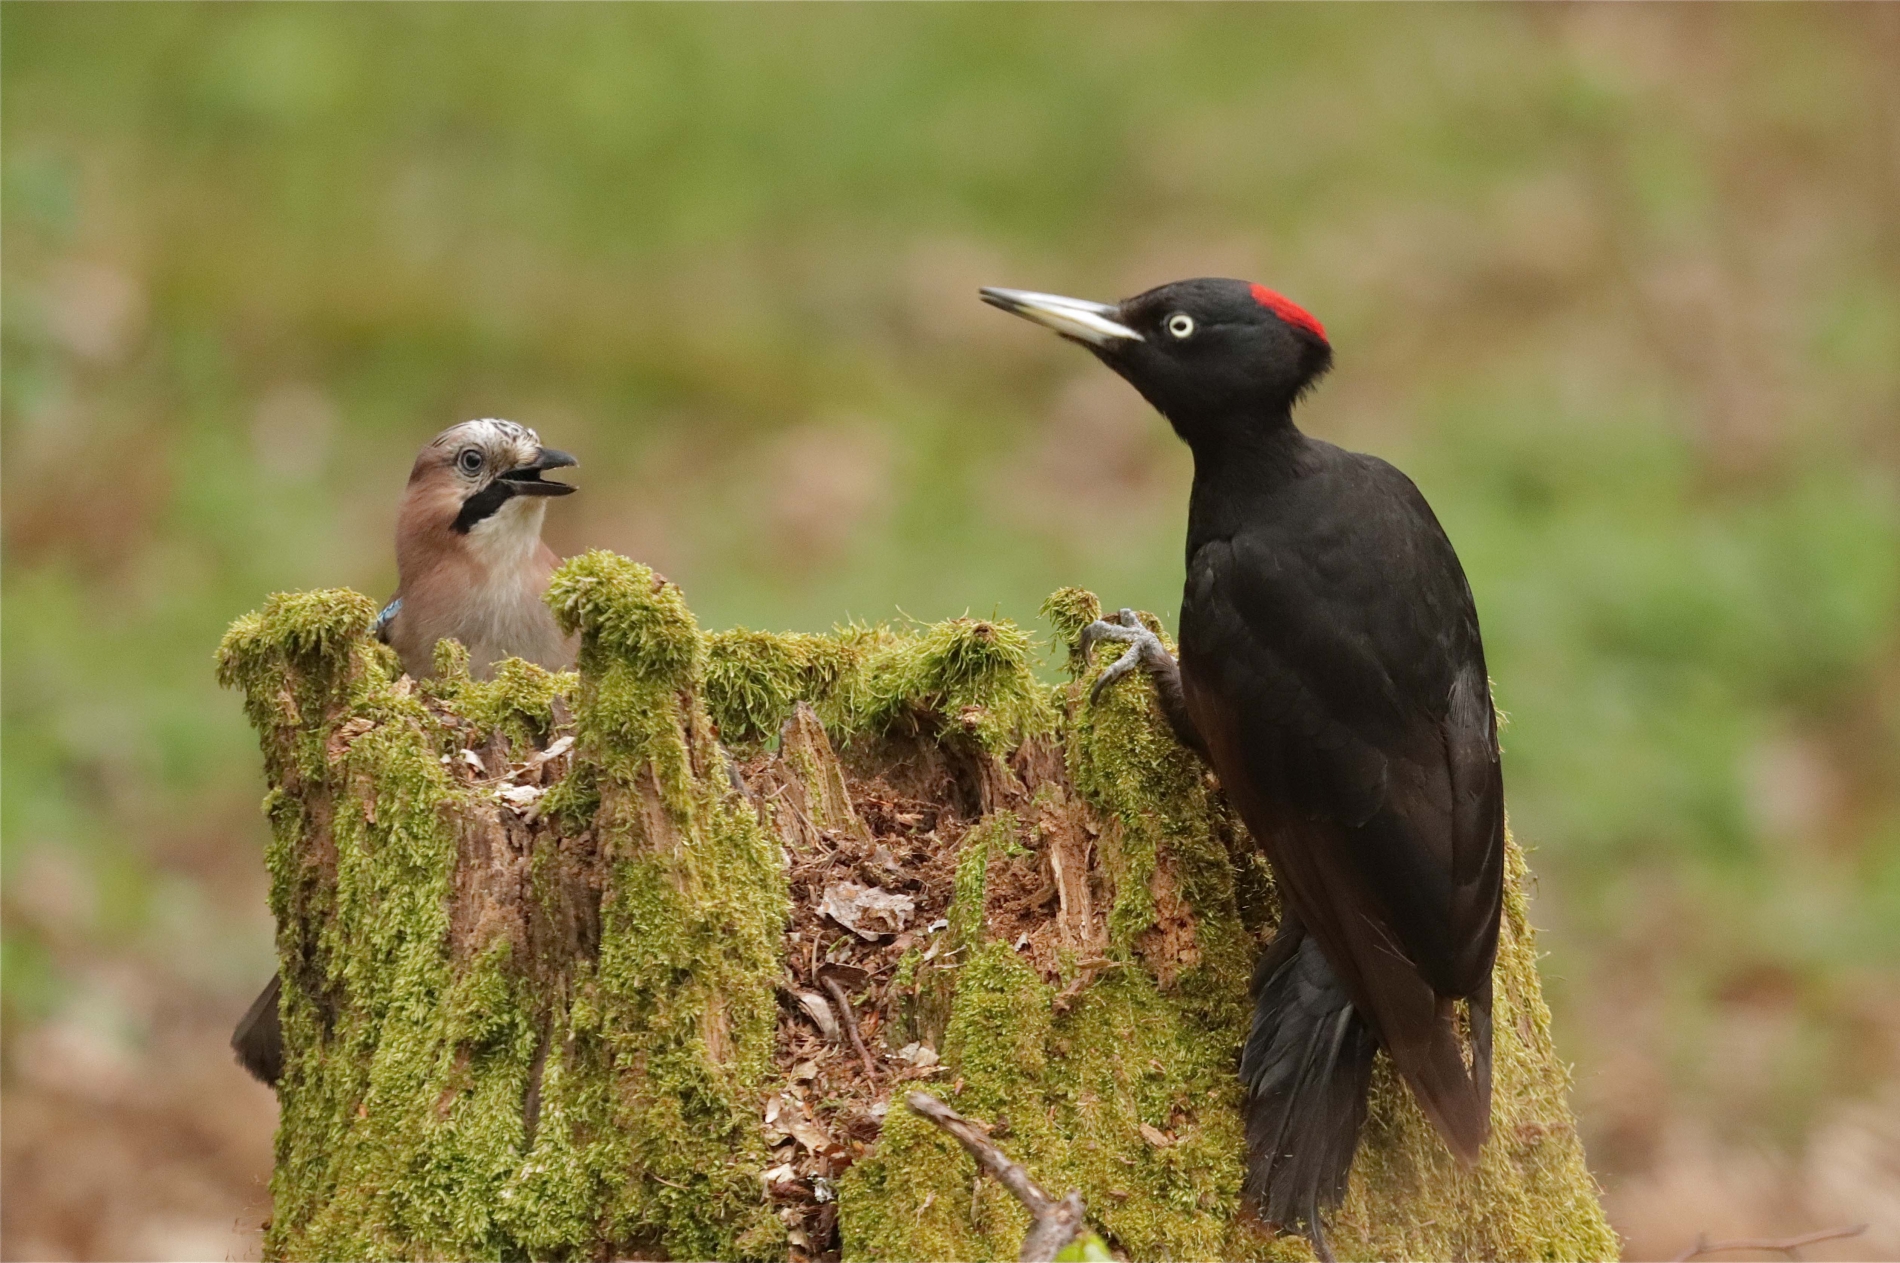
1178,450,1503,1155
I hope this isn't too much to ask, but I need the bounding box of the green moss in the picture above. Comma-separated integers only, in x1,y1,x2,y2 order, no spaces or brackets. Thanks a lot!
837,616,1055,755
1061,623,1199,945
948,813,1007,950
842,943,1050,1263
547,549,704,691
843,749,1275,1263
426,637,475,687
844,732,1270,1263
538,759,601,833
1039,586,1104,677
542,551,789,1259
228,573,1610,1262
224,592,506,1259
702,627,858,746
428,642,576,751
216,588,383,790
217,587,380,698
888,810,1014,1051
891,948,921,992
550,551,704,823
840,589,1613,1263
577,791,787,1259
225,561,789,1261
844,943,1300,1263
702,614,1055,757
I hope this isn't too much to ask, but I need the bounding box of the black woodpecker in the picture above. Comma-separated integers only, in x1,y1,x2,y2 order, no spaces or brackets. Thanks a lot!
983,279,1504,1261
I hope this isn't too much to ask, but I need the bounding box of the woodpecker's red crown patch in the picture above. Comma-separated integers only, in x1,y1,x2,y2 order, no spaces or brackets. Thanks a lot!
1250,284,1326,342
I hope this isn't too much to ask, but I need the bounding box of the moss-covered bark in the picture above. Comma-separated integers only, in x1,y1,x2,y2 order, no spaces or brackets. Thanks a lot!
221,556,1616,1262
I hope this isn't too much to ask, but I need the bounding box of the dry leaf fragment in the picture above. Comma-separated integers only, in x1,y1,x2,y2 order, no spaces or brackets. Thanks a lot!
793,990,840,1040
1139,1122,1173,1148
819,881,915,940
815,962,869,989
895,1042,940,1068
528,735,574,766
781,1102,835,1154
327,717,376,763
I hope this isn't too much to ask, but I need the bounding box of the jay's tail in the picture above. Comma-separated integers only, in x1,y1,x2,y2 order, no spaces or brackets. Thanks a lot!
232,972,284,1086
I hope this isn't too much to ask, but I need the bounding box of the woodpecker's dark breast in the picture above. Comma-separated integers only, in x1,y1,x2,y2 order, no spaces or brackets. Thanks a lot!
1178,438,1504,1020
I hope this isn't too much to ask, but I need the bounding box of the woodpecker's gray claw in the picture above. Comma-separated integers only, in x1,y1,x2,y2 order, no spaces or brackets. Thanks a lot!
1090,643,1148,704
1078,608,1167,706
1077,607,1141,656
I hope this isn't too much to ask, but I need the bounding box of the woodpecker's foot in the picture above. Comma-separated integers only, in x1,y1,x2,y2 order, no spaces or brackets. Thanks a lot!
1078,608,1174,705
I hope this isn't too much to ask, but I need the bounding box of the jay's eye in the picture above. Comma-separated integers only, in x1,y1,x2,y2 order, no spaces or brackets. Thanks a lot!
457,448,483,475
1166,312,1195,340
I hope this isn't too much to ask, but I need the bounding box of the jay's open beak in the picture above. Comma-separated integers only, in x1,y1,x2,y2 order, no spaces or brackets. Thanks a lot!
499,447,578,496
979,287,1143,347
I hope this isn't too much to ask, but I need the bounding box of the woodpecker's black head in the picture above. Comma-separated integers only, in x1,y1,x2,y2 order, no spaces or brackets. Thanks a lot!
980,278,1332,441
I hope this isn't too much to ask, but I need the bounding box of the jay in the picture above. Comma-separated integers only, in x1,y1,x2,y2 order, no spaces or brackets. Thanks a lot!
377,416,580,680
231,418,580,1085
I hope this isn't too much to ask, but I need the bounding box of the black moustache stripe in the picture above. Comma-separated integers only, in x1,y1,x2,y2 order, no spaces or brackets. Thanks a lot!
452,480,515,533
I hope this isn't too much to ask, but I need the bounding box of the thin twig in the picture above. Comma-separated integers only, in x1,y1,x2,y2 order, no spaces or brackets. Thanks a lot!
821,975,878,1079
905,1091,1091,1263
1673,1223,1867,1261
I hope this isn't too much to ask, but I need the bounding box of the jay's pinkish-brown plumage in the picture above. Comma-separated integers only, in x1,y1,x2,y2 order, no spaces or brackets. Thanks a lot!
379,417,579,680
231,417,579,1087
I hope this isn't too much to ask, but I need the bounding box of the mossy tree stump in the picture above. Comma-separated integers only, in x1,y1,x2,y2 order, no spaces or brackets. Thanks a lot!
218,551,1616,1262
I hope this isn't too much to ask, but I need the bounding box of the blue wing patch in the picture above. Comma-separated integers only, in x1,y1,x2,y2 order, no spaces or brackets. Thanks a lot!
372,597,402,643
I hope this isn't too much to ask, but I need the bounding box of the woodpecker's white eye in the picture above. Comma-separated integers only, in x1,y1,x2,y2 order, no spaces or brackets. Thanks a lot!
1166,312,1195,340
457,448,483,475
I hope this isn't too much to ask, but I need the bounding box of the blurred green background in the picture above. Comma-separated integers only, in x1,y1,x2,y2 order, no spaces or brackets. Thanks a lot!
3,5,1897,1260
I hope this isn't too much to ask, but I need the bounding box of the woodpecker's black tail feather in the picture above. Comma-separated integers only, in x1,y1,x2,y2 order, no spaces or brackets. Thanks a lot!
232,972,284,1086
1241,919,1377,1263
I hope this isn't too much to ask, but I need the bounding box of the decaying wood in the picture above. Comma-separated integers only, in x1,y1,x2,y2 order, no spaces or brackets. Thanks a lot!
224,575,1616,1263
